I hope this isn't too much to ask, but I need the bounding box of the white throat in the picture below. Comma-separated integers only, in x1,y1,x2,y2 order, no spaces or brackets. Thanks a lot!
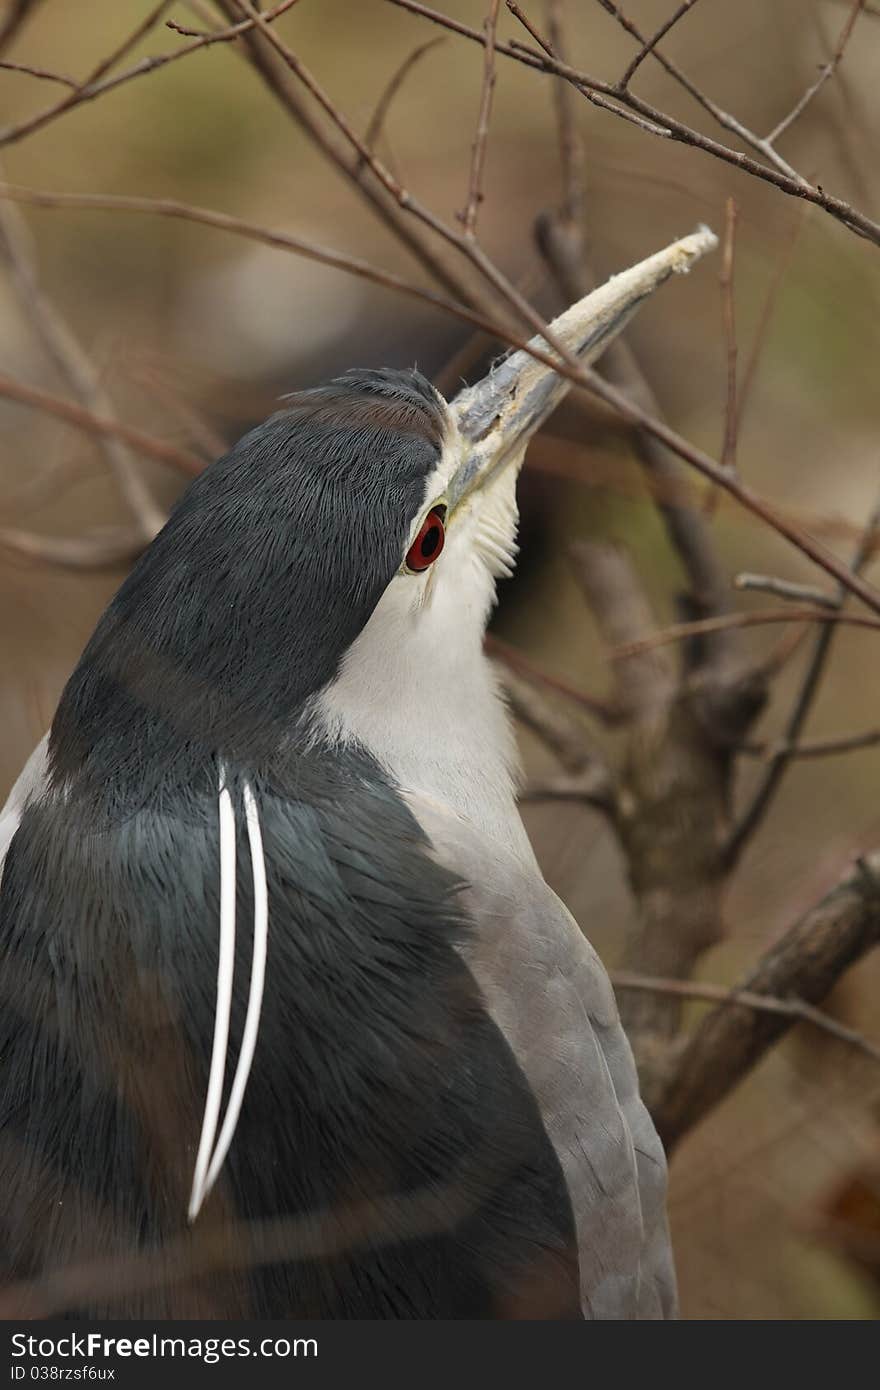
314,616,535,867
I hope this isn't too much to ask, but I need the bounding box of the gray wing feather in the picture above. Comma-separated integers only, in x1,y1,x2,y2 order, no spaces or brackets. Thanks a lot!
406,791,677,1320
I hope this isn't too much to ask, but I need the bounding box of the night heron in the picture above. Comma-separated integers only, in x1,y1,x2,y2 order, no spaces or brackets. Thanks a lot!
0,229,715,1319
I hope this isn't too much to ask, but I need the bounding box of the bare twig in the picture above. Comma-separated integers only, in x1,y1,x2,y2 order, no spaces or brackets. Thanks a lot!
362,37,445,157
212,0,509,323
0,525,145,570
169,0,304,41
741,727,880,762
618,0,701,91
544,0,586,229
388,0,880,246
734,573,838,609
0,1,300,153
725,492,880,868
612,970,880,1065
461,0,501,236
504,1,679,139
520,766,616,811
653,853,880,1150
0,1151,515,1319
748,621,812,683
829,0,880,16
575,0,806,182
485,632,622,724
736,202,810,430
0,182,514,343
766,0,867,145
613,605,880,660
0,0,42,59
0,59,77,87
0,371,204,475
490,662,614,796
719,196,739,477
0,192,165,540
128,364,227,461
227,0,550,348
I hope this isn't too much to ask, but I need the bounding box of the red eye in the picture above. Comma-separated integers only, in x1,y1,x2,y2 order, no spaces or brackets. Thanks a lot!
405,508,446,573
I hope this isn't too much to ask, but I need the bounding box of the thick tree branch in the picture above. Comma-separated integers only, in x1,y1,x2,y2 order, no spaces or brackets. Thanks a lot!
651,854,880,1151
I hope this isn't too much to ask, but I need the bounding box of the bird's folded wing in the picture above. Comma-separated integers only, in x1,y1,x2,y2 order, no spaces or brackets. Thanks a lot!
405,790,678,1320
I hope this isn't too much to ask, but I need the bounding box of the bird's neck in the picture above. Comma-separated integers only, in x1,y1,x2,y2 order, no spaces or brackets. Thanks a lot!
312,626,537,868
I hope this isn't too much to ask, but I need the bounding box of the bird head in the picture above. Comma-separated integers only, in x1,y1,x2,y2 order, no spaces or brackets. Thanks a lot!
325,227,720,671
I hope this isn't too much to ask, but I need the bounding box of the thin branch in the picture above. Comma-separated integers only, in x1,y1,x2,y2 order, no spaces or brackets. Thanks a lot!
544,0,586,228
211,0,512,325
491,662,615,796
504,2,677,139
829,0,880,16
461,0,501,237
725,491,880,868
0,182,515,343
613,605,880,661
0,1154,517,1319
586,0,806,182
734,573,838,609
653,853,880,1150
0,370,205,475
0,525,145,570
520,766,616,811
0,192,165,540
228,0,547,347
0,58,77,88
576,363,880,618
485,632,622,724
362,36,445,157
736,201,810,430
612,971,880,1065
741,727,880,762
388,0,880,246
618,0,701,91
429,264,544,397
128,363,227,461
765,0,867,145
0,0,300,152
74,0,177,83
719,195,739,477
0,1,42,59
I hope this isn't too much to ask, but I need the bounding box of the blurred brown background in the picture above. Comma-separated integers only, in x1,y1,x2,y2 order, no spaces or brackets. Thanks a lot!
1,0,879,1318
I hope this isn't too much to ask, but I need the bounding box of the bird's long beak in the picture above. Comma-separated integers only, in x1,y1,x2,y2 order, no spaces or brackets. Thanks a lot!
446,226,718,512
